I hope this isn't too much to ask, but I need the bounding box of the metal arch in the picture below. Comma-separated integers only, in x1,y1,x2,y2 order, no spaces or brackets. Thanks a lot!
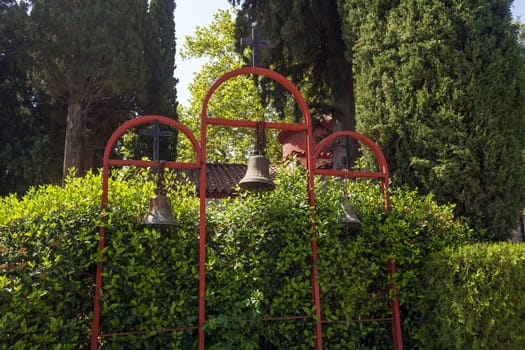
90,73,404,350
311,130,402,349
198,66,320,350
200,66,312,130
312,130,390,213
101,115,202,165
90,115,202,350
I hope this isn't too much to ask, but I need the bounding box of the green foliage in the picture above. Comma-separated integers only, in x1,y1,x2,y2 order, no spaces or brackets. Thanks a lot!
205,170,314,349
99,173,200,349
1,166,477,348
231,0,355,129
139,0,178,118
29,0,151,177
315,178,473,349
349,0,525,239
177,9,293,164
0,0,64,195
0,172,101,348
417,243,525,349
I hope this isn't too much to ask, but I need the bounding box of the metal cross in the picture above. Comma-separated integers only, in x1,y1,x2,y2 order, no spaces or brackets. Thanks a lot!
138,120,175,162
240,26,271,67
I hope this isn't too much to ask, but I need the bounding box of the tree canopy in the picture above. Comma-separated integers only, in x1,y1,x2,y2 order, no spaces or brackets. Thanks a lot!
0,0,179,190
28,0,178,180
227,0,525,239
0,0,64,195
349,0,525,239
177,8,292,164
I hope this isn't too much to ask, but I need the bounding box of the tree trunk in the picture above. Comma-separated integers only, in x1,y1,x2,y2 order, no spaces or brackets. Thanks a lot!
331,74,359,170
62,100,85,181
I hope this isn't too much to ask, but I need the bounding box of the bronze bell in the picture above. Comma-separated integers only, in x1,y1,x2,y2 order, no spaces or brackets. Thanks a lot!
142,194,178,226
239,155,275,191
339,194,362,230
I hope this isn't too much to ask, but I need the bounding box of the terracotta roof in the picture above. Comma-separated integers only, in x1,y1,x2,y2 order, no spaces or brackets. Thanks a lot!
173,163,247,198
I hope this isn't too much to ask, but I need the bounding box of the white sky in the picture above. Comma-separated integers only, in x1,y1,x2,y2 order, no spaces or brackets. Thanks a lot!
174,0,525,105
175,0,232,104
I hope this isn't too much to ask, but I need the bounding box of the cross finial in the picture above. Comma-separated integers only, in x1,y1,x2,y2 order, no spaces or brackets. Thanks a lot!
138,120,176,162
240,26,271,67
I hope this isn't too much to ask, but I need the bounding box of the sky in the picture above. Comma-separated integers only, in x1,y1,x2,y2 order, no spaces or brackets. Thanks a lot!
174,0,525,105
174,0,232,104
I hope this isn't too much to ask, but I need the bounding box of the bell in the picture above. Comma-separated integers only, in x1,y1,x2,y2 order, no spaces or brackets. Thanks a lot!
339,195,362,230
239,155,275,191
142,194,178,226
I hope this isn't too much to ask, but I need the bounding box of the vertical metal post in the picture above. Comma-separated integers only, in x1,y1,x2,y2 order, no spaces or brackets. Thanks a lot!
90,166,109,350
388,261,403,350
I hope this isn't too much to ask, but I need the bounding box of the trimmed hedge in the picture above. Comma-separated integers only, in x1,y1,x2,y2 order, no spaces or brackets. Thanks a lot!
417,243,525,349
1,168,475,348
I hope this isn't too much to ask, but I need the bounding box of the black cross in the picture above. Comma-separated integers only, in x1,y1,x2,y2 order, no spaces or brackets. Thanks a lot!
138,120,175,162
240,26,271,67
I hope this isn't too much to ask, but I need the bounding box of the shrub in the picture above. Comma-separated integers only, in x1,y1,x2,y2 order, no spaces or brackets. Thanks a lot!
314,178,473,349
0,172,101,349
1,167,474,348
417,243,525,349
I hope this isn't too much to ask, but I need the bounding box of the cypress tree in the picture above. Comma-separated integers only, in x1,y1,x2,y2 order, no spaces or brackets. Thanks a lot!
141,0,177,118
349,0,525,239
231,0,357,168
0,0,64,194
29,0,148,179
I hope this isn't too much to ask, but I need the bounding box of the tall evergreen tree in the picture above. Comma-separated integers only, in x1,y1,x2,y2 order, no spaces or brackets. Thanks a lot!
29,0,148,179
230,0,357,168
348,0,525,239
0,0,63,194
141,0,177,118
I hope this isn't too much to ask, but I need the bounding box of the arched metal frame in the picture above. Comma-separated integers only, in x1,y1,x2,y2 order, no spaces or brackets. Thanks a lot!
312,131,402,350
90,116,203,349
90,67,403,350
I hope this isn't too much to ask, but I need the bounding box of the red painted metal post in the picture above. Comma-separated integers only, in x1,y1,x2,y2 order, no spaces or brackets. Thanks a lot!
388,260,403,350
198,164,207,350
198,110,208,350
90,165,109,350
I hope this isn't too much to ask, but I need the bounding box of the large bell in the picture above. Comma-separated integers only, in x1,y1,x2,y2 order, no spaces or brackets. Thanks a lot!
142,194,178,226
239,155,275,191
339,195,362,230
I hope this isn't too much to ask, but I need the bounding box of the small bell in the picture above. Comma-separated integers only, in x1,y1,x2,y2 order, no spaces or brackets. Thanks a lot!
239,121,275,191
142,194,178,226
339,194,361,230
239,154,275,191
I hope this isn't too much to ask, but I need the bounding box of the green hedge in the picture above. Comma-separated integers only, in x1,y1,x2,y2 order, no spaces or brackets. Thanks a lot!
417,243,525,349
1,168,475,348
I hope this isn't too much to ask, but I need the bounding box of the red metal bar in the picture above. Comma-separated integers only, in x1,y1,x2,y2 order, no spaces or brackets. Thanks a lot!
107,159,200,169
314,169,387,179
198,162,207,350
90,165,109,350
198,89,208,350
388,260,403,350
313,130,391,214
205,117,308,132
